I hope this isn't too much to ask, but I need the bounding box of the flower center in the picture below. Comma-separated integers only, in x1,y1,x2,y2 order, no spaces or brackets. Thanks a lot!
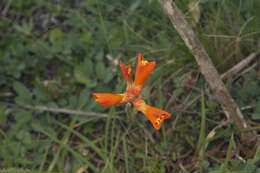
128,68,131,75
141,60,148,65
155,118,161,125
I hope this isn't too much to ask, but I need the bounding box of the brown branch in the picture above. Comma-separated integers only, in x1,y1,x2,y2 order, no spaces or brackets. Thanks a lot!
221,53,257,79
158,0,256,142
0,101,107,118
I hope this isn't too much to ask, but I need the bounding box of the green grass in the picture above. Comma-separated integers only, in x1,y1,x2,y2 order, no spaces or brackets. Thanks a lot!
0,0,260,172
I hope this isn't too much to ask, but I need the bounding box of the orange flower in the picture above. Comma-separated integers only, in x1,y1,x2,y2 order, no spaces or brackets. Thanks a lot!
93,54,171,130
92,93,126,106
131,54,156,96
133,98,171,130
135,54,156,86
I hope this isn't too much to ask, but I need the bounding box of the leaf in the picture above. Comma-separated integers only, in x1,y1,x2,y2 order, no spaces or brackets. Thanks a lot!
13,81,32,104
8,109,32,139
130,0,141,11
74,60,97,88
84,58,94,76
78,89,90,108
155,142,171,155
244,69,257,81
96,61,107,80
49,28,65,44
74,73,97,88
13,19,33,36
104,69,114,84
206,100,218,111
83,122,95,134
31,121,45,132
0,105,6,125
241,81,260,98
74,58,94,77
80,32,93,43
33,86,51,104
95,50,104,61
29,40,53,59
67,95,78,109
13,109,32,124
65,11,87,29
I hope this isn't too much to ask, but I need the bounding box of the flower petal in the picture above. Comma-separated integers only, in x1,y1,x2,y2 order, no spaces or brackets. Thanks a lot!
93,93,125,106
133,98,171,130
134,54,156,87
119,62,133,84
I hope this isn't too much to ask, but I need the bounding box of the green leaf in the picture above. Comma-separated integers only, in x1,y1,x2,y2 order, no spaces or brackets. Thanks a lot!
244,69,257,81
74,61,97,88
8,110,32,138
74,58,94,77
78,89,90,108
95,50,104,61
74,72,97,88
80,32,93,43
33,86,51,104
155,142,170,155
0,105,6,125
104,69,114,84
96,61,107,80
49,28,65,44
244,82,260,97
83,122,95,134
130,0,141,11
67,95,78,109
206,100,217,111
84,58,94,76
13,109,32,124
13,19,33,36
31,121,45,132
13,81,32,104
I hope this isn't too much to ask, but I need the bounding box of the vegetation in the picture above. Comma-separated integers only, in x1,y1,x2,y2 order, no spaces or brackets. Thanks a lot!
0,0,260,172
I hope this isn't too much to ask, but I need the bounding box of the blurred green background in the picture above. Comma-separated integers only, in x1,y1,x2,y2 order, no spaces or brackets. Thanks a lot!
0,0,260,172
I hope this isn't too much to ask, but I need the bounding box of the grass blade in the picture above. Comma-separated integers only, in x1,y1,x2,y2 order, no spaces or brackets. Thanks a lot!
54,120,106,161
123,135,129,173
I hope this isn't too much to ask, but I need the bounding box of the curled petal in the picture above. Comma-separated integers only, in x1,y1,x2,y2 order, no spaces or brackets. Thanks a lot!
134,54,156,87
133,98,171,130
93,93,125,106
119,62,133,84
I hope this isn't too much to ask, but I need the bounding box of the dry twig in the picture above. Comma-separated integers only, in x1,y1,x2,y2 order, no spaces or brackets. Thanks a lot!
221,52,258,79
0,101,107,118
158,0,256,142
